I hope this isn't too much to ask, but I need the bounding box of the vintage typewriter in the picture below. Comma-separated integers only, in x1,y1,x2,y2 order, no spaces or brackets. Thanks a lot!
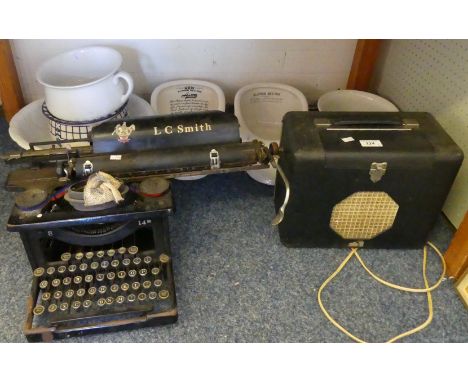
3,111,274,341
3,110,463,342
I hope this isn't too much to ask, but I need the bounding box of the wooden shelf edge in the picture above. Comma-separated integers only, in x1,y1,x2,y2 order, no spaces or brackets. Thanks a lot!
445,211,468,279
347,39,382,91
0,39,24,122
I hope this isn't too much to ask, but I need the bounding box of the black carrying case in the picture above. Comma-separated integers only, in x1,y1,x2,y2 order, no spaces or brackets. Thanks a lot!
274,112,464,249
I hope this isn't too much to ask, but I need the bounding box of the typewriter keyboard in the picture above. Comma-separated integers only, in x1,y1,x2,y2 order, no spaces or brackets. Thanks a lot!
31,246,175,325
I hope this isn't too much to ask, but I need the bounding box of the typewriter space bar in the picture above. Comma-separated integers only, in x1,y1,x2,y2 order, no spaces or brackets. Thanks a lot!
50,304,153,326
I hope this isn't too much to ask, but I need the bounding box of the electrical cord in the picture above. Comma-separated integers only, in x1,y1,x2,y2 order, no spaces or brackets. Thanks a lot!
317,241,446,343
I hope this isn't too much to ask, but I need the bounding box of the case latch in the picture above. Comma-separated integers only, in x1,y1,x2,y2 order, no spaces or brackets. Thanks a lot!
369,162,387,183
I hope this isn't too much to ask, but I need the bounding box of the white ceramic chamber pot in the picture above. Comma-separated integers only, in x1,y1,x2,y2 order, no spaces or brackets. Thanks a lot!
36,46,134,121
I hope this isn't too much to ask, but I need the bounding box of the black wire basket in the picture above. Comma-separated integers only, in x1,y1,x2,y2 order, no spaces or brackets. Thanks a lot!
42,101,129,141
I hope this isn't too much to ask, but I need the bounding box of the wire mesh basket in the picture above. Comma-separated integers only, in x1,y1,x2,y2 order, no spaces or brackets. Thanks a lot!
42,102,129,141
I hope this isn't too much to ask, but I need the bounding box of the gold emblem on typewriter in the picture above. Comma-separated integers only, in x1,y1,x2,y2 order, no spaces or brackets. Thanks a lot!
113,122,135,143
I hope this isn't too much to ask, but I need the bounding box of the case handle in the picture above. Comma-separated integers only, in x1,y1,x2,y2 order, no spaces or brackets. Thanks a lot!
314,118,419,129
334,119,401,126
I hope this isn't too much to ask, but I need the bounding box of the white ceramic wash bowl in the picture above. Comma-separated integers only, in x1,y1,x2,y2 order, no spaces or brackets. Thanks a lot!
317,90,399,112
9,94,155,150
150,79,225,115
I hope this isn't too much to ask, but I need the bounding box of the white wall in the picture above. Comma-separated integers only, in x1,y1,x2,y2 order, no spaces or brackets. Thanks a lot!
11,39,356,104
372,40,468,227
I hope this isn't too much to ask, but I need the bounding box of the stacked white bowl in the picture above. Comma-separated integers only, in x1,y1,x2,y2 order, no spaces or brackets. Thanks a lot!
234,83,309,185
36,46,134,141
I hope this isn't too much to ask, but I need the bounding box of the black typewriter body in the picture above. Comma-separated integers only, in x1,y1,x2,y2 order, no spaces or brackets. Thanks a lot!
2,111,273,341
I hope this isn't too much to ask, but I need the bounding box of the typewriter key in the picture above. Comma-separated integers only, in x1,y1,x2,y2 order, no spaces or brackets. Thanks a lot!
79,263,88,272
107,249,116,257
52,278,61,287
33,267,45,277
131,281,140,290
143,256,152,265
96,273,105,282
84,274,93,283
72,301,81,310
127,294,136,302
65,289,74,298
63,277,72,286
83,300,92,309
100,260,110,269
158,290,169,300
128,246,138,255
90,261,99,270
121,283,130,291
151,267,160,276
139,269,148,277
46,266,56,275
59,302,69,311
97,298,106,307
98,285,107,294
118,247,126,255
88,287,97,296
39,280,48,289
111,259,120,268
53,290,63,300
138,292,147,301
75,252,84,261
128,269,137,278
132,257,141,266
73,276,82,284
154,279,162,288
122,258,131,266
110,284,119,293
41,292,51,301
77,288,86,297
96,250,105,258
116,296,125,304
48,303,58,313
117,270,126,279
106,296,114,305
61,252,72,262
85,251,94,260
33,305,45,315
159,254,170,264
68,264,77,273
107,272,116,281
143,281,152,289
58,265,67,274
148,291,157,300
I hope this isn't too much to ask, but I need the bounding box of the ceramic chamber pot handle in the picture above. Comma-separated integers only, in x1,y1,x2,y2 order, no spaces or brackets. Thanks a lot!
113,71,134,104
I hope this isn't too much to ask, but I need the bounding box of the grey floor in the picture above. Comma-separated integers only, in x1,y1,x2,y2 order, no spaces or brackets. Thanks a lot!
0,114,467,343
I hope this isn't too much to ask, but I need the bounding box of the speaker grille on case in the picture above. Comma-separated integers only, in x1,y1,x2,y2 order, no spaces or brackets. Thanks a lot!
330,192,399,240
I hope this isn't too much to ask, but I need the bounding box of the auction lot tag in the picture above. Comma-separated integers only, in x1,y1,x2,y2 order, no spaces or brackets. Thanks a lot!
359,140,383,147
